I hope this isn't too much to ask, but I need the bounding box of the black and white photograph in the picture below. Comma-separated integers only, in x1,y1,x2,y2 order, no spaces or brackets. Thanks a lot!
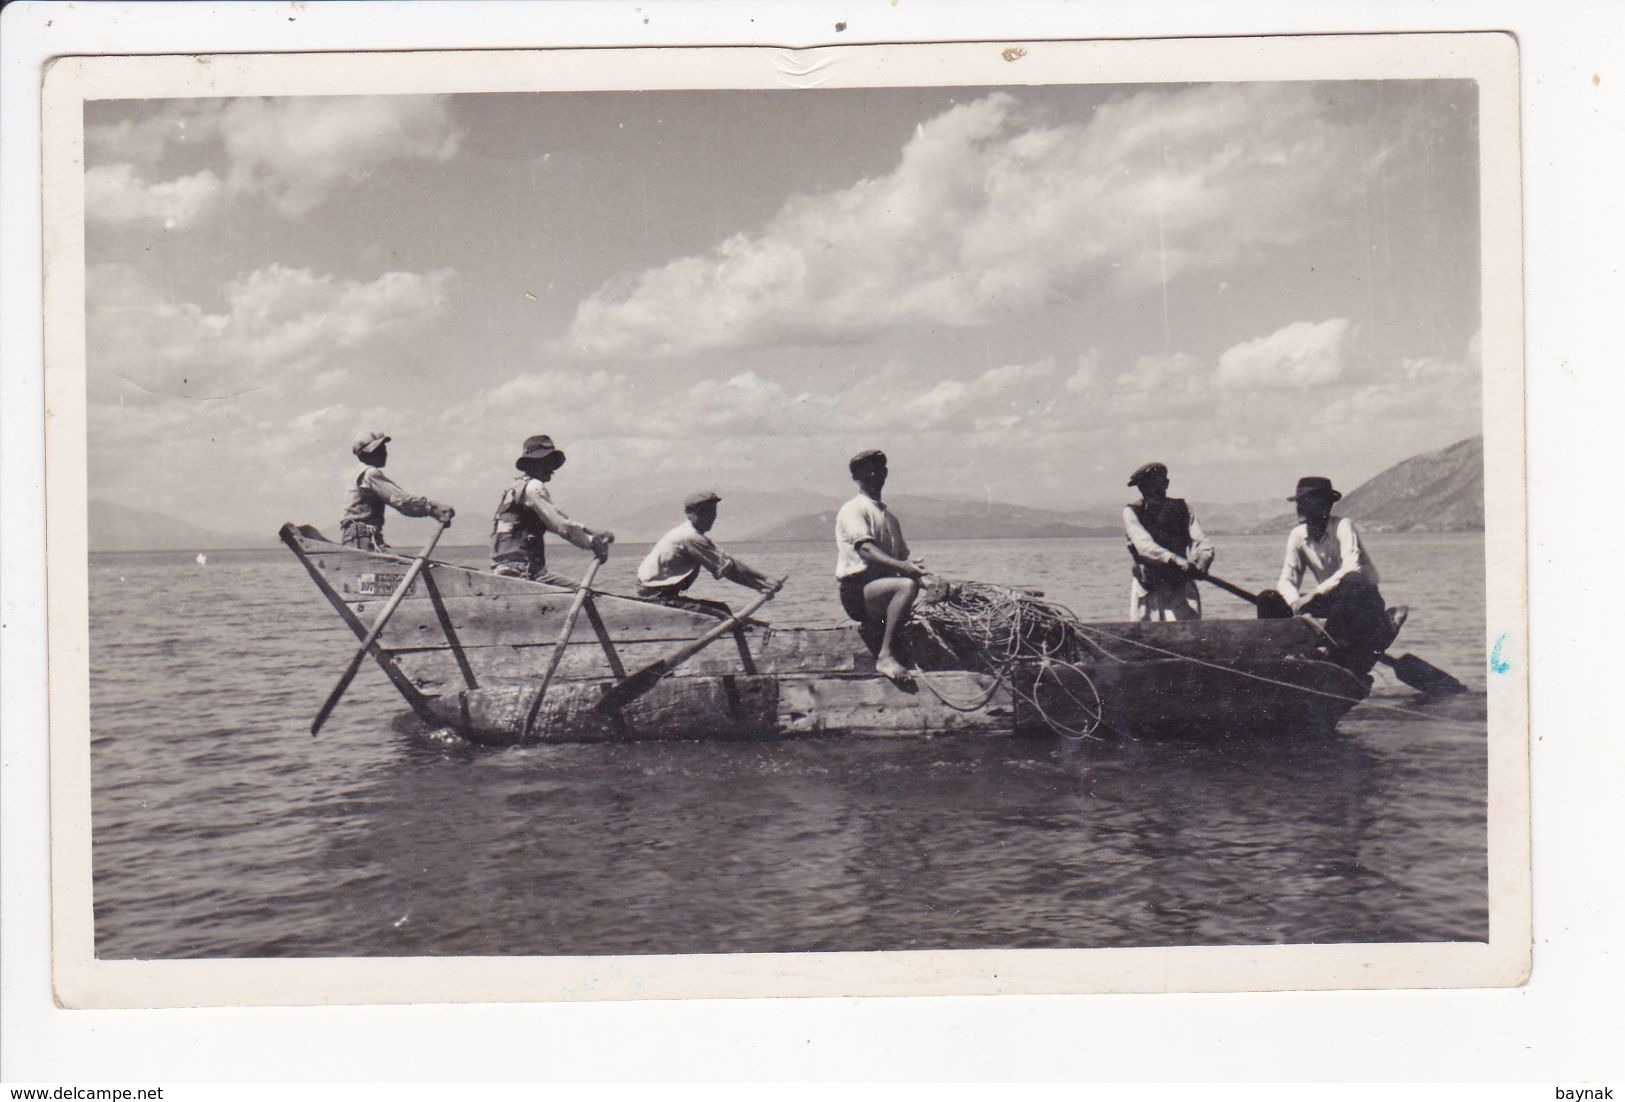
41,34,1528,1007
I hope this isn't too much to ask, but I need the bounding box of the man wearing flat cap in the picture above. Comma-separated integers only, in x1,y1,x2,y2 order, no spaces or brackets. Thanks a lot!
835,449,928,683
637,491,778,617
1123,461,1215,621
339,431,454,551
1275,476,1405,671
490,434,614,585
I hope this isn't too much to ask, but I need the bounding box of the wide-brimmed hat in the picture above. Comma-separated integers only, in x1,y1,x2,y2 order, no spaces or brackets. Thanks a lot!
1127,461,1168,487
352,430,390,456
516,434,566,470
1288,476,1342,502
848,448,887,474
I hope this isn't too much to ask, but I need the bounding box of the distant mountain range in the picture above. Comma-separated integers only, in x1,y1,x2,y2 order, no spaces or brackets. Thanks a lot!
1236,436,1484,534
87,436,1483,552
739,436,1484,542
89,501,262,553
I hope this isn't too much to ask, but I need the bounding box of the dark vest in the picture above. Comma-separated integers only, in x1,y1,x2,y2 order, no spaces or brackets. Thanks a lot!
1126,497,1192,589
491,476,548,566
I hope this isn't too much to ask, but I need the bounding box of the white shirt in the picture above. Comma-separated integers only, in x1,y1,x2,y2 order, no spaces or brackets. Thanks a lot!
834,493,909,579
637,520,734,589
1276,516,1380,602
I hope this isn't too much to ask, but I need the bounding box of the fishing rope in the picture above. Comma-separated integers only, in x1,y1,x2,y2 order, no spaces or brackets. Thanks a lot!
909,580,1107,740
908,579,1484,736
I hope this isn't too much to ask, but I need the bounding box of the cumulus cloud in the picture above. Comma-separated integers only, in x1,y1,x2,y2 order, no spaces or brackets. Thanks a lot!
87,261,457,408
86,102,224,166
1216,318,1354,389
86,164,224,230
561,84,1383,360
85,95,461,226
220,96,461,217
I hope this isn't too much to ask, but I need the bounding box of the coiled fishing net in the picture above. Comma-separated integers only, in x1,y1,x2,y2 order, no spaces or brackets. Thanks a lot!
909,579,1106,739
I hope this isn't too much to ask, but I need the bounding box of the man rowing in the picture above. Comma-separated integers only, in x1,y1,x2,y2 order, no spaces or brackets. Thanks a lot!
1275,476,1407,672
1123,462,1215,621
339,430,454,551
637,490,779,617
490,434,614,584
835,449,927,683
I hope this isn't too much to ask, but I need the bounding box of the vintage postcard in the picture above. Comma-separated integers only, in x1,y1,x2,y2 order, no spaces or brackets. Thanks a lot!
42,33,1528,1008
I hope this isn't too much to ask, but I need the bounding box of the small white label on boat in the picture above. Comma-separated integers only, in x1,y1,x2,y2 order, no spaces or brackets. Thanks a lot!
357,572,411,597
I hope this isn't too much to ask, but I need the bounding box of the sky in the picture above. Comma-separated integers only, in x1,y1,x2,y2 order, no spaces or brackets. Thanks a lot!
83,80,1482,540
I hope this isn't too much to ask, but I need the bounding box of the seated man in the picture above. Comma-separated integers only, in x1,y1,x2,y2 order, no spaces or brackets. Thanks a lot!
490,434,614,584
834,449,927,683
1275,476,1406,672
1123,461,1215,621
340,430,454,551
637,491,778,617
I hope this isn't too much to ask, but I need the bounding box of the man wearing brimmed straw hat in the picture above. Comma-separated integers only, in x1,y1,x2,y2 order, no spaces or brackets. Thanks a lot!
1275,475,1406,672
636,491,780,618
339,430,455,551
489,434,614,584
835,449,928,683
1123,461,1215,621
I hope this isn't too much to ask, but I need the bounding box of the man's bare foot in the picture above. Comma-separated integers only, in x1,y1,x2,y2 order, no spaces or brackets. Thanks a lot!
875,654,909,683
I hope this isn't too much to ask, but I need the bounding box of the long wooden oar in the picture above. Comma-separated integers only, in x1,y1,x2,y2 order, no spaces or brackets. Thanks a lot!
597,581,782,712
311,519,449,736
518,557,603,742
1199,572,1466,696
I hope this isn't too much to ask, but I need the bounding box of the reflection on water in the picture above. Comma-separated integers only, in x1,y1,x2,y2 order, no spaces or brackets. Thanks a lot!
89,534,1489,958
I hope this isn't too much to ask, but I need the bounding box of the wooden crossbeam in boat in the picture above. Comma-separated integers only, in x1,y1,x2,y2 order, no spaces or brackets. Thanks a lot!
279,522,436,722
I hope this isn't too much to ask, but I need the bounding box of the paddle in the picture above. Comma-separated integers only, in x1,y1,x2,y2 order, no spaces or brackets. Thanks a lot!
529,562,601,698
597,579,783,712
311,518,449,736
1198,571,1466,696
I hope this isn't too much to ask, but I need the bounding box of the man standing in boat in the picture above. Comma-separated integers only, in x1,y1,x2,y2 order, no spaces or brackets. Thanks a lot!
637,491,779,617
1123,462,1215,621
490,434,614,585
340,430,455,551
1274,476,1406,672
835,449,927,683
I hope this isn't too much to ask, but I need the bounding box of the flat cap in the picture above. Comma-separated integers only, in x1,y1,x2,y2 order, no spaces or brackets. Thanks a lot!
352,430,391,456
1127,461,1168,487
684,490,721,511
848,448,887,473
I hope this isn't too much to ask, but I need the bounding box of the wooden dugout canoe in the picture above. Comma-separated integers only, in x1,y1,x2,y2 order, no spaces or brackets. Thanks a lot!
281,523,1371,746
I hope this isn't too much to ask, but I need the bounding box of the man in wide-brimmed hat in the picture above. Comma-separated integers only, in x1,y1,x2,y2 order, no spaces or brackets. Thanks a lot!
636,490,780,617
339,430,454,551
1123,461,1215,621
489,434,614,584
1274,476,1405,671
834,448,928,683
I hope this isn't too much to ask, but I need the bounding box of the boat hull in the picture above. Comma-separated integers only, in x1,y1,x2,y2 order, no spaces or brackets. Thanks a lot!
283,524,1370,745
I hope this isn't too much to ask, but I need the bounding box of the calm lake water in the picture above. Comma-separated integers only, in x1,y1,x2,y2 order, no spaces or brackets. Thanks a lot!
89,531,1489,958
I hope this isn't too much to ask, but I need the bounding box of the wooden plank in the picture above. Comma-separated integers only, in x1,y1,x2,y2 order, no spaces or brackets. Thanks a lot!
777,672,1014,737
1066,618,1325,663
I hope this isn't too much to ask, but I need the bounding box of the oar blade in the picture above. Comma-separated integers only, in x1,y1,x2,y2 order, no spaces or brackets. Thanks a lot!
598,661,670,712
1391,652,1468,696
